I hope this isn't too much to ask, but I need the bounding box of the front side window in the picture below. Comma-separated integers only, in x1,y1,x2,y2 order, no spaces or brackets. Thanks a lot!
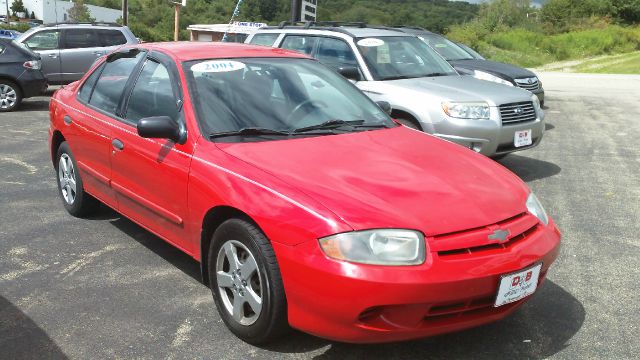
89,52,145,115
185,57,394,141
62,29,100,49
420,34,474,61
125,60,178,124
281,35,318,56
315,37,358,70
356,36,457,81
24,30,60,50
249,33,280,47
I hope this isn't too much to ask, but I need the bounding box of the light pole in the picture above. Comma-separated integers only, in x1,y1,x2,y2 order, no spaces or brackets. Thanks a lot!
5,0,10,24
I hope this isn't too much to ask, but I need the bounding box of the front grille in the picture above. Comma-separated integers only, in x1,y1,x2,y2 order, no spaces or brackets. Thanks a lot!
515,77,540,91
432,212,541,259
499,101,537,125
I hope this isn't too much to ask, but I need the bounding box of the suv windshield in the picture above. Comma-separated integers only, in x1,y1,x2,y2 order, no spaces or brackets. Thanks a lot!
356,36,457,81
419,34,474,61
185,57,395,140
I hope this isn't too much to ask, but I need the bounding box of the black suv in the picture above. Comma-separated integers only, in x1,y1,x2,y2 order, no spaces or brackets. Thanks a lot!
0,38,47,112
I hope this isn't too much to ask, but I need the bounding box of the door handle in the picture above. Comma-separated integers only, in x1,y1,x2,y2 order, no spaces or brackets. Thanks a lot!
48,54,58,58
63,115,72,125
112,139,124,151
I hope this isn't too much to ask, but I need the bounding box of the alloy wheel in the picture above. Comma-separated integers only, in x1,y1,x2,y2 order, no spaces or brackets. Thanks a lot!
0,84,17,110
58,154,77,205
216,240,263,326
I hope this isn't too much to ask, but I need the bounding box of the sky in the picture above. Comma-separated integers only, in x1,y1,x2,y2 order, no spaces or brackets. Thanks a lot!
452,0,547,7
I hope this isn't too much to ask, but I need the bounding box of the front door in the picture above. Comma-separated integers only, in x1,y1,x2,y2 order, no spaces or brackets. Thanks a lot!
109,55,193,252
23,29,62,83
60,29,106,83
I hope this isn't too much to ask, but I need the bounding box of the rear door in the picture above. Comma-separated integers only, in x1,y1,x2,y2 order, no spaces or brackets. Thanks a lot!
22,29,62,83
60,29,105,83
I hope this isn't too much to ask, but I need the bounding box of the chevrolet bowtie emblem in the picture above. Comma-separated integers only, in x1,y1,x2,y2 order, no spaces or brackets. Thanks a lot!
489,229,510,243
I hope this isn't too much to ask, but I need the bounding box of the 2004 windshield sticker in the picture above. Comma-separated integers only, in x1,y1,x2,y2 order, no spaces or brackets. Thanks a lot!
191,60,246,73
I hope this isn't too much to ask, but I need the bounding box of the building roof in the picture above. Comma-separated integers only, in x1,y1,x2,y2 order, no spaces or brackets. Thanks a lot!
132,41,311,62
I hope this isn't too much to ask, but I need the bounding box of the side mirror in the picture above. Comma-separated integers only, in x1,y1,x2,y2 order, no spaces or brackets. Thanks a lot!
337,66,362,82
137,116,186,144
376,101,392,115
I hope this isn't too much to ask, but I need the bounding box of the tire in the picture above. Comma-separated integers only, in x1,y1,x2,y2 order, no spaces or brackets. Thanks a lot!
208,219,289,344
55,142,100,217
396,117,421,130
0,80,22,112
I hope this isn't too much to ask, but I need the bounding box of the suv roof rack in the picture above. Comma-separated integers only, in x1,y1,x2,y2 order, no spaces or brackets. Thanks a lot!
276,21,368,29
44,22,122,27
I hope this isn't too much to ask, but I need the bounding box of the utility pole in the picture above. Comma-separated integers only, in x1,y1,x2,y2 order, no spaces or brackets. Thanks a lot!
122,0,128,26
174,3,180,41
291,0,301,22
5,0,10,24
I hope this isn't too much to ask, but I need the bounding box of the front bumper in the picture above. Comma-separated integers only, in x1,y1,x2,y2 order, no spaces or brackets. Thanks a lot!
273,220,561,343
427,109,545,157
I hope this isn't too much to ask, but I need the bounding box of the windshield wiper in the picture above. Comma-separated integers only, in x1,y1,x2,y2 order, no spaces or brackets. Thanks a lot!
209,127,292,139
294,119,365,133
424,72,451,77
381,75,415,81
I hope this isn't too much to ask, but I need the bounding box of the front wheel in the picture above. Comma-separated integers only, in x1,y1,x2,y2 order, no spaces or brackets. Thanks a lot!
56,142,100,217
208,219,289,344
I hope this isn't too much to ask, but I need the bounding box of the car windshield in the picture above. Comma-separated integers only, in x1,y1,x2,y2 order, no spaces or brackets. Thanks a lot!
355,36,458,81
419,34,475,61
184,57,395,140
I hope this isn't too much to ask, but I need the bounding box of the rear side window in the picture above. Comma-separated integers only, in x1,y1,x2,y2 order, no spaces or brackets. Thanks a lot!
78,63,105,103
62,29,100,49
249,33,280,47
98,29,127,47
125,60,178,124
24,30,60,50
89,52,145,115
281,35,319,56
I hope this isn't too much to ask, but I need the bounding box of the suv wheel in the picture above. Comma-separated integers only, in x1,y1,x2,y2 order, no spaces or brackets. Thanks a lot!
0,80,21,112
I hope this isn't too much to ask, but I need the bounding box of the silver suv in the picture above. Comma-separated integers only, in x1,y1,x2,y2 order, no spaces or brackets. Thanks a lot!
16,23,139,84
247,23,545,157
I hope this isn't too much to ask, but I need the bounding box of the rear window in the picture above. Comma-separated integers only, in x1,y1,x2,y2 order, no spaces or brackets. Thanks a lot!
249,33,280,47
98,29,127,47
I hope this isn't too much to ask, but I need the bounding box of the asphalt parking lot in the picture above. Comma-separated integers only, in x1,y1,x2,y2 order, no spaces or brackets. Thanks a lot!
1,73,638,359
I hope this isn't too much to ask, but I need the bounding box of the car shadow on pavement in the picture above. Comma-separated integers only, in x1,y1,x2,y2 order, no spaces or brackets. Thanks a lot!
18,99,51,112
498,155,561,182
0,296,69,359
262,280,584,359
545,122,555,131
105,211,203,283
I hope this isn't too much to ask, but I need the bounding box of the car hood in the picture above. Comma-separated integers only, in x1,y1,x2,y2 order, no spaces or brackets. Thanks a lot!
450,59,537,80
217,127,529,236
373,75,533,106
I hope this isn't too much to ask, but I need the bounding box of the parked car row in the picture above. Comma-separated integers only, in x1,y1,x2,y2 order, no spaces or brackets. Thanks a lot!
48,39,560,345
246,22,545,158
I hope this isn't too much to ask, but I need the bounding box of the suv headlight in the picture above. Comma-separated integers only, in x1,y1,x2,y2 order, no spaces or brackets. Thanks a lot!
526,192,549,226
474,70,514,86
442,101,490,120
319,229,426,266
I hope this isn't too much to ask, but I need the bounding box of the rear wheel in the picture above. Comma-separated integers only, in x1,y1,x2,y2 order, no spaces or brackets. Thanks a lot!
208,219,288,344
0,80,22,112
56,142,100,217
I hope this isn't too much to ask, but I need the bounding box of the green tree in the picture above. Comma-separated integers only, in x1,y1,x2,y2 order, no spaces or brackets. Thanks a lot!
68,0,96,22
10,0,26,16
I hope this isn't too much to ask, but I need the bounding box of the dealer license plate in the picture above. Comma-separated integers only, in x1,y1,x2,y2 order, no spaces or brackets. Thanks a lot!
494,263,542,307
514,129,533,147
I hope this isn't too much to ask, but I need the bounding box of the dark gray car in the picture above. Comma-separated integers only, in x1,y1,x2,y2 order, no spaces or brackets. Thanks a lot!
0,39,47,111
16,23,138,84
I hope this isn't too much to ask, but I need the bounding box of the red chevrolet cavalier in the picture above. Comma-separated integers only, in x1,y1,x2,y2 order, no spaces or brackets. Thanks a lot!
49,42,561,344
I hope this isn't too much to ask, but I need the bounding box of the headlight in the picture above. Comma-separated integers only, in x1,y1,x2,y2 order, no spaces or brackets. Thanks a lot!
442,101,490,120
526,192,549,226
319,229,426,266
473,70,514,86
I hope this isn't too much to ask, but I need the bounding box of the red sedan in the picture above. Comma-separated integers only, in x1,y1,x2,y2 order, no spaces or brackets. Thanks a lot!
48,42,561,344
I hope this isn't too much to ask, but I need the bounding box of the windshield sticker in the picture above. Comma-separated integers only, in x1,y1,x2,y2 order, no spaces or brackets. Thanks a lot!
377,44,391,64
357,38,385,47
191,60,246,73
